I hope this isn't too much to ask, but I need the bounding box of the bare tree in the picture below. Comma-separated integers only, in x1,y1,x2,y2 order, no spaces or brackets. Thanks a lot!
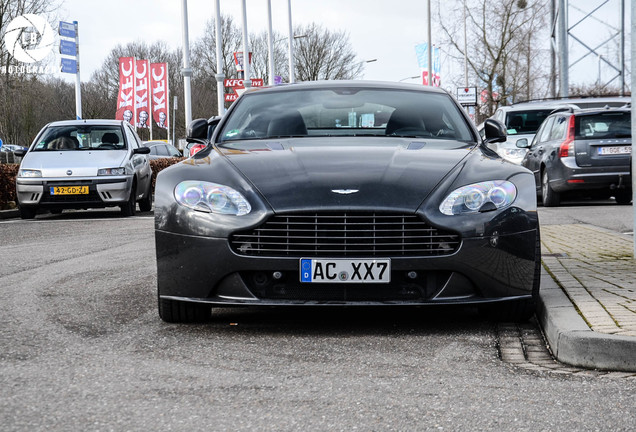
437,0,549,119
293,23,363,82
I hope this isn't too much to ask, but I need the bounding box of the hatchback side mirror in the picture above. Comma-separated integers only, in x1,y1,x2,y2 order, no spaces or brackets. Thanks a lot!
133,147,151,155
516,138,529,149
13,149,26,157
483,119,507,145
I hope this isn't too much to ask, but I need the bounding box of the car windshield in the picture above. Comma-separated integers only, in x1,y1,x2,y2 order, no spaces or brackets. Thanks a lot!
218,88,475,144
31,125,126,151
505,109,554,135
576,112,631,139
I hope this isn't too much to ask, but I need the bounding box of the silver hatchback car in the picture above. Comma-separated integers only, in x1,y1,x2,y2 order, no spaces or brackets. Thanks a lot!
15,120,152,219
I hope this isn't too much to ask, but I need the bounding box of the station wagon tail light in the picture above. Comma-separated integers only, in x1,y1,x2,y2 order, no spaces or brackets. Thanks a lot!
175,181,251,216
558,116,576,158
18,169,42,178
439,180,517,215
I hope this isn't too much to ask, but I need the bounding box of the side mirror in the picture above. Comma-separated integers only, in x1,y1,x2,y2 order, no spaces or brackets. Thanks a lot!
133,147,151,155
515,138,529,149
483,119,507,144
186,118,209,143
13,149,26,157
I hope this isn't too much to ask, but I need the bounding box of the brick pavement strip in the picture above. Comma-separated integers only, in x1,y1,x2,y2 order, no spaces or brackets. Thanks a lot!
541,224,636,337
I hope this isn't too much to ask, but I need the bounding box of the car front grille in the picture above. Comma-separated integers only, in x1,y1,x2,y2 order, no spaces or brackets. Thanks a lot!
230,212,460,257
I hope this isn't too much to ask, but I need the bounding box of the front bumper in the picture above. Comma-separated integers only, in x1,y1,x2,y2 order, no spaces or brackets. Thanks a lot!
16,176,132,208
156,227,538,306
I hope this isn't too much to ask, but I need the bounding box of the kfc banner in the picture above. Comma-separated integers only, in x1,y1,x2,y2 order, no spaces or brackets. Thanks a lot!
150,63,169,129
116,57,135,124
134,59,151,129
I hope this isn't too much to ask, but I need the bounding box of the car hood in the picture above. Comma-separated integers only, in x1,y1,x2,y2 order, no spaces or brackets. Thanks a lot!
218,138,472,212
21,150,128,177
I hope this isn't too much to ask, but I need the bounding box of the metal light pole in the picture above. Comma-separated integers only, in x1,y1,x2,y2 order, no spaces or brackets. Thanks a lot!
287,0,295,83
631,0,635,257
241,0,251,89
558,0,568,97
73,21,82,120
267,0,275,86
427,0,432,86
214,0,225,115
180,0,193,129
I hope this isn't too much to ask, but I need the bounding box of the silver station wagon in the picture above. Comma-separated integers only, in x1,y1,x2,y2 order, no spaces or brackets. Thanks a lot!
15,119,152,219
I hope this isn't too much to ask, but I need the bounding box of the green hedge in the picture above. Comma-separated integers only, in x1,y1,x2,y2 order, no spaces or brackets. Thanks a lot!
0,158,185,210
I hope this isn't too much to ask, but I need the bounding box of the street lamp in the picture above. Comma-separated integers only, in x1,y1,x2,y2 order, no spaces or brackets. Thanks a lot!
269,34,306,84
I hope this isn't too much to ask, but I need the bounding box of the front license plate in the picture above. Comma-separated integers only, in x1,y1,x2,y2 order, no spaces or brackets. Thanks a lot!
300,258,391,283
50,186,89,195
598,146,631,155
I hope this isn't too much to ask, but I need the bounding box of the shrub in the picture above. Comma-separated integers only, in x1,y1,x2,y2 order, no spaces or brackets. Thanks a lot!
150,157,185,190
0,164,19,209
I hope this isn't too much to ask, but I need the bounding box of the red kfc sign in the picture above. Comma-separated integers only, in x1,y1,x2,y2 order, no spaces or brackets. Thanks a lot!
224,94,239,102
224,78,264,88
151,63,169,129
134,59,151,129
116,57,135,124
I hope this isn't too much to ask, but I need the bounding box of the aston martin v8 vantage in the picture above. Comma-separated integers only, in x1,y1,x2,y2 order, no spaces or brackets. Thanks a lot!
154,81,540,323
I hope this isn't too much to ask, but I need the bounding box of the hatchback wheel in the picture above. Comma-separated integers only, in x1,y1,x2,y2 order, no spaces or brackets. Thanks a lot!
541,170,560,207
614,190,632,205
120,182,137,217
19,206,36,219
138,180,153,212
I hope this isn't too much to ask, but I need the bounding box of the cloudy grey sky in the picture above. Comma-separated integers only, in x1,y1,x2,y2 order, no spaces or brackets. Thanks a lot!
49,0,629,92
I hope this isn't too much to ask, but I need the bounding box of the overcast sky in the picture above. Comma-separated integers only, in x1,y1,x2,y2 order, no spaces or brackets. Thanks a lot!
51,0,628,92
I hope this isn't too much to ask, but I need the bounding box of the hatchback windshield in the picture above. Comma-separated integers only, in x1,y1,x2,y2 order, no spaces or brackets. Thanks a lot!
32,125,126,151
218,88,475,144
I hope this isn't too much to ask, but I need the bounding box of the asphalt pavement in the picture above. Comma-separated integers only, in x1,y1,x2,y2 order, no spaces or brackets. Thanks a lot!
2,207,635,372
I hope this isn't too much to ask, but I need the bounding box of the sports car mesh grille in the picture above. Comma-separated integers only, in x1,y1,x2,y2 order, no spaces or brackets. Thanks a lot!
230,212,460,257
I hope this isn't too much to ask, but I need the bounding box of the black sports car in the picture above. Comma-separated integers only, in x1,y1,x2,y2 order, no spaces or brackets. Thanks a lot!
154,81,540,323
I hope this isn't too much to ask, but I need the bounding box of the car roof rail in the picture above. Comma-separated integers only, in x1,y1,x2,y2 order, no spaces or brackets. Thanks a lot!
549,106,574,115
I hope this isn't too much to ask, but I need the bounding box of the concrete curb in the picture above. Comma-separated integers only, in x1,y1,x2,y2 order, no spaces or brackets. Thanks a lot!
538,270,636,372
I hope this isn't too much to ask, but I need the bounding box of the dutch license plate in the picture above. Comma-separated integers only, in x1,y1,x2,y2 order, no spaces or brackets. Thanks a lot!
50,186,89,195
598,146,631,155
300,258,391,283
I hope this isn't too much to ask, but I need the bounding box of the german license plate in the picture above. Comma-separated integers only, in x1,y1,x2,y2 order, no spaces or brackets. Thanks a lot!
300,258,390,283
50,186,89,195
598,146,631,155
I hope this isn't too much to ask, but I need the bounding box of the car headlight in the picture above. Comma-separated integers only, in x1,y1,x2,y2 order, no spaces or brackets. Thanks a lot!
175,181,251,216
98,167,126,176
439,180,517,215
18,169,42,178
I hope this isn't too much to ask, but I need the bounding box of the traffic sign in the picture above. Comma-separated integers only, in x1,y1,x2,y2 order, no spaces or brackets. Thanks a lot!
60,39,76,56
61,57,77,74
456,87,477,105
59,21,76,38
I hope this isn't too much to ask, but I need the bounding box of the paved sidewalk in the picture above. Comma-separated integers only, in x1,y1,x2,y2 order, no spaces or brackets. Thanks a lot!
538,224,636,372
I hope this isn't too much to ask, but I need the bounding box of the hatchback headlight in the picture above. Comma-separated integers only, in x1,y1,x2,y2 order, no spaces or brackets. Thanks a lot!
18,169,42,178
440,181,517,215
175,181,251,216
98,167,126,176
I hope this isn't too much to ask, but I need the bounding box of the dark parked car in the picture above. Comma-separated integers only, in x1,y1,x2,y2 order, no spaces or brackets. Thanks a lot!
154,81,540,323
517,106,632,206
142,140,182,159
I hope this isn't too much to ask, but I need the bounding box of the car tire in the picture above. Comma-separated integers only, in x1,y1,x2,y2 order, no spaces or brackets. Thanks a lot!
120,182,137,217
19,206,37,219
138,179,153,212
480,229,541,322
614,190,632,205
541,169,560,207
158,297,210,323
